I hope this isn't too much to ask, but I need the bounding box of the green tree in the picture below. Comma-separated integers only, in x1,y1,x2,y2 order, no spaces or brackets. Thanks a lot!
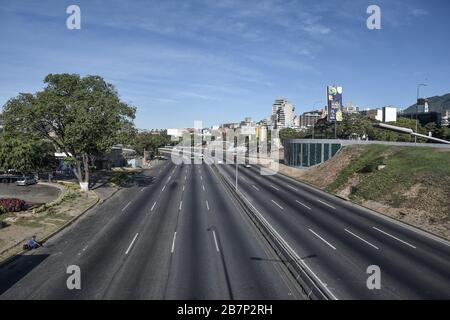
132,130,173,156
279,128,306,141
0,135,57,173
2,74,136,190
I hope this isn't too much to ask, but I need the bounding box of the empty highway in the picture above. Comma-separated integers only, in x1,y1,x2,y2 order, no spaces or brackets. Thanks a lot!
218,161,450,299
0,159,300,299
1,154,450,300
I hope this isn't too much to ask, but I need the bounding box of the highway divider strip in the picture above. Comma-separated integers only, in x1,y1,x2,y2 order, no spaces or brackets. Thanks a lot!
211,163,337,300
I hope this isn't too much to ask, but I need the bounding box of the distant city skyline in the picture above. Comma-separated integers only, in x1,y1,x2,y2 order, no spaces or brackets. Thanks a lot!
1,0,450,129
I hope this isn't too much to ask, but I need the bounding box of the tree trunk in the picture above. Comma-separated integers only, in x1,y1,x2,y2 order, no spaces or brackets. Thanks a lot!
71,155,90,192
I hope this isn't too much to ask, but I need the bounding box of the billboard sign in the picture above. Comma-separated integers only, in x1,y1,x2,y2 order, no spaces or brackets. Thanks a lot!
327,86,343,122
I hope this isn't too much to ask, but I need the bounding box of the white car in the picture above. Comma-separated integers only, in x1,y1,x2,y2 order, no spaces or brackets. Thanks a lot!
16,176,37,186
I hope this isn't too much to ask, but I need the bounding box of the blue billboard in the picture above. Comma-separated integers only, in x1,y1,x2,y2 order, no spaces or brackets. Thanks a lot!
327,86,343,122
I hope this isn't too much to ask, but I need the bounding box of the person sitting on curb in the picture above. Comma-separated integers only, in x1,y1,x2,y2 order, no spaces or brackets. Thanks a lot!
24,235,42,250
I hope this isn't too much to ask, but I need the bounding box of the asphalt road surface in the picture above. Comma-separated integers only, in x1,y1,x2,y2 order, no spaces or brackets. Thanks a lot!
1,155,449,300
217,161,450,299
0,183,61,204
0,160,300,299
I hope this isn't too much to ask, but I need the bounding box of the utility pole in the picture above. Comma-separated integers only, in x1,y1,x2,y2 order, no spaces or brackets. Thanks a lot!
235,152,238,192
334,121,337,139
416,83,427,144
234,133,238,192
312,101,322,140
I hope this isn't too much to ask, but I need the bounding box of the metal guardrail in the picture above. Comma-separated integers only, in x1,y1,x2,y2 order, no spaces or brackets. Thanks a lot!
284,138,450,149
212,162,337,300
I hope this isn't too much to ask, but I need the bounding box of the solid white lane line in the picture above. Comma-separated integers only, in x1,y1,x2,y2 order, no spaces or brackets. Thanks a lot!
212,231,220,252
206,200,210,211
296,200,312,210
150,201,157,212
125,233,139,255
317,199,336,210
179,201,183,210
271,200,284,210
309,229,337,250
270,185,280,191
122,201,132,212
202,185,205,191
232,184,338,300
162,185,166,192
372,227,416,249
252,185,260,191
345,229,379,250
171,232,177,253
287,184,298,191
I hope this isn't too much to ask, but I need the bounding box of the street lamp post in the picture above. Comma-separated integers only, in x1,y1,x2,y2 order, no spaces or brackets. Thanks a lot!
416,84,427,144
235,151,238,192
312,101,322,140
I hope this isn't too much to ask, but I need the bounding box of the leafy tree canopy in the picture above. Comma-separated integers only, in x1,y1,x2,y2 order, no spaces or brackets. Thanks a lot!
2,74,136,187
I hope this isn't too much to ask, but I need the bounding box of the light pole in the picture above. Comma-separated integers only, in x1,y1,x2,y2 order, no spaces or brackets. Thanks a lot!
235,151,238,192
312,101,322,139
416,84,427,143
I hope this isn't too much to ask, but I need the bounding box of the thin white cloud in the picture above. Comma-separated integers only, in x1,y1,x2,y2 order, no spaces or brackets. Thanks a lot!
410,8,429,17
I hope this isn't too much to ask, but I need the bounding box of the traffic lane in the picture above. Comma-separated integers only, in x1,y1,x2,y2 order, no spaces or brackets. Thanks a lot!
164,164,230,299
232,165,450,299
218,164,372,299
28,161,180,299
0,161,176,299
101,164,185,299
246,166,450,281
259,166,450,255
202,164,296,299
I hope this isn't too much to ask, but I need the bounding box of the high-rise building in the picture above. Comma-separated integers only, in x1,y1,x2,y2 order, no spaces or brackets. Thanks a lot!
272,98,295,128
342,101,360,114
298,110,322,129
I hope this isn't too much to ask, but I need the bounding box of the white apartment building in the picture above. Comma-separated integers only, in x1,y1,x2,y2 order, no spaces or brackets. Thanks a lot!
272,98,295,128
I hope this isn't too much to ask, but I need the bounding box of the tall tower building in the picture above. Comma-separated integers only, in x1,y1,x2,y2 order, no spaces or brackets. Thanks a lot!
272,98,295,128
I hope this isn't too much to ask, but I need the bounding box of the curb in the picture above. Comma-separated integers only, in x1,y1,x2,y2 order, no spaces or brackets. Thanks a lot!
96,186,121,204
40,191,100,244
34,182,68,211
0,191,100,267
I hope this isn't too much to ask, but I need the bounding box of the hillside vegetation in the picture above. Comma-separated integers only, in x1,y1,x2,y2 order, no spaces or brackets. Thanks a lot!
404,92,450,114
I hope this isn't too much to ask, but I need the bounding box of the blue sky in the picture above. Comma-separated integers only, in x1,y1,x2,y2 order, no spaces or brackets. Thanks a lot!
1,0,449,129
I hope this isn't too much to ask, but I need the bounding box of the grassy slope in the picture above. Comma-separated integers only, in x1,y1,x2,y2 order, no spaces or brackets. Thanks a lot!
326,145,450,209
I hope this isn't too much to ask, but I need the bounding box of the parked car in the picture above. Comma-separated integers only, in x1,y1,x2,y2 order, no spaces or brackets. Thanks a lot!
16,176,37,186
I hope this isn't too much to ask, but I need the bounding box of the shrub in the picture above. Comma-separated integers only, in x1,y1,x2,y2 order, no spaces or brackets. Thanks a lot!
0,198,26,212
